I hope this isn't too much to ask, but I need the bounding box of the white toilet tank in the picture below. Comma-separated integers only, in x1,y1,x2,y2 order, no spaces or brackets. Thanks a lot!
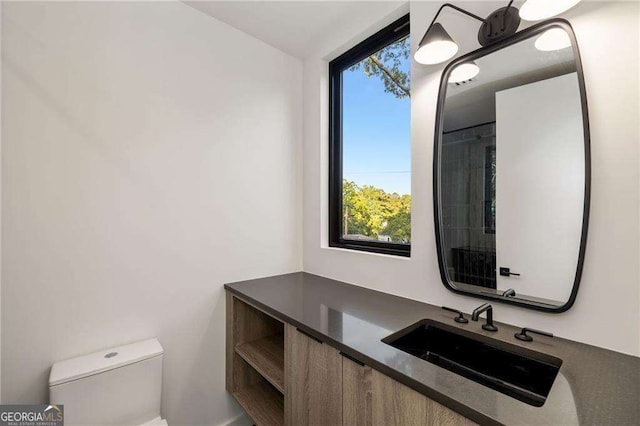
49,338,163,426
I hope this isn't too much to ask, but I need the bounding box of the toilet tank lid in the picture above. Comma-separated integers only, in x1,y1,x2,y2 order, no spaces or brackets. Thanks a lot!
49,338,163,387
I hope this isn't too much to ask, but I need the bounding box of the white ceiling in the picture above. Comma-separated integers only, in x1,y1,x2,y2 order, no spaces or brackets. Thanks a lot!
184,1,405,59
442,32,577,131
448,33,576,96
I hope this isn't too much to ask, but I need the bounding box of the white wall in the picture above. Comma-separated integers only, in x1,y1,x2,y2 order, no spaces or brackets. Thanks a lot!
303,1,640,356
1,3,302,425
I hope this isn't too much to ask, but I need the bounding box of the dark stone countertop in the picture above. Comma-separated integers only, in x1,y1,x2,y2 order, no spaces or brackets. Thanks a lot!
224,272,640,426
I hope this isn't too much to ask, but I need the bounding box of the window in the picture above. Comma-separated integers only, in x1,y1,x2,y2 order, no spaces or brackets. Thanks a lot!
329,15,411,257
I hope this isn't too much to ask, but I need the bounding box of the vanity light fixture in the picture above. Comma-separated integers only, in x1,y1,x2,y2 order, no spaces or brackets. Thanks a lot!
415,1,520,65
520,0,582,21
415,0,582,65
535,27,571,51
448,61,480,83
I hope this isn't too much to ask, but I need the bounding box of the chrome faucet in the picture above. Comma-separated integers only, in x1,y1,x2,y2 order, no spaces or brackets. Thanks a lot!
471,303,498,332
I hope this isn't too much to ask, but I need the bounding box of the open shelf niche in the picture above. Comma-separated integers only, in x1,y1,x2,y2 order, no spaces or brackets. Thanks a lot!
226,294,285,426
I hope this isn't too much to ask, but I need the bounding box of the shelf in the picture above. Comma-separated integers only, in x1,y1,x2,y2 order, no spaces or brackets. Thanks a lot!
235,334,284,393
232,380,284,426
227,295,285,426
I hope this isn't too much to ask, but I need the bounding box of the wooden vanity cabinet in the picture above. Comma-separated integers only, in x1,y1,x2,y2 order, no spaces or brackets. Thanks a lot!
342,355,373,426
285,324,343,425
343,358,475,426
371,369,476,426
226,292,474,426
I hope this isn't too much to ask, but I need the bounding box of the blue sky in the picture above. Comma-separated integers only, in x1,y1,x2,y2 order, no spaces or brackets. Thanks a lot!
342,45,411,196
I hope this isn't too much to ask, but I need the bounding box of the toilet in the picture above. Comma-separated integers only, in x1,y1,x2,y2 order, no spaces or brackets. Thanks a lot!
49,338,168,426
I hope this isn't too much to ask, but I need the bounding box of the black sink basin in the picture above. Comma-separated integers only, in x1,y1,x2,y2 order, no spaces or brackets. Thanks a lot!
383,319,562,407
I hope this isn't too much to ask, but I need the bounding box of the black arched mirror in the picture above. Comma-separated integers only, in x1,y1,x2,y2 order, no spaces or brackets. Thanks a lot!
433,19,590,312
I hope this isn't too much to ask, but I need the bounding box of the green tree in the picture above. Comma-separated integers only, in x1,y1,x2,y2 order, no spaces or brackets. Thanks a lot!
349,36,411,99
385,194,411,243
342,180,368,236
342,180,411,243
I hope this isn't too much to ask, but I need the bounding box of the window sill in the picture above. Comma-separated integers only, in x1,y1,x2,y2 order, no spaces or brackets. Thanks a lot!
327,241,411,258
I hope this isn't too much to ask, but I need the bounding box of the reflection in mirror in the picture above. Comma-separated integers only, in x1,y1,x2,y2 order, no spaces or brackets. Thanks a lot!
435,22,589,311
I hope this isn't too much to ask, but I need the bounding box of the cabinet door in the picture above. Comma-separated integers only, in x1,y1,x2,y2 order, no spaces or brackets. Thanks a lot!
343,357,372,426
285,324,342,426
371,370,476,426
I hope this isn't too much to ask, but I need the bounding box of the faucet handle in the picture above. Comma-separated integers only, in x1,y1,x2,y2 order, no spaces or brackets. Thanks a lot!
442,306,468,323
515,327,554,342
502,288,516,297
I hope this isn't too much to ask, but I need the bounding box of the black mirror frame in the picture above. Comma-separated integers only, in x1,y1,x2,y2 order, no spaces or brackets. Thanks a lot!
433,19,591,313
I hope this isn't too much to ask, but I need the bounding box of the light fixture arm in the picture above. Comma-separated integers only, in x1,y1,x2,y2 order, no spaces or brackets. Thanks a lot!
424,0,521,48
501,0,515,30
427,3,488,31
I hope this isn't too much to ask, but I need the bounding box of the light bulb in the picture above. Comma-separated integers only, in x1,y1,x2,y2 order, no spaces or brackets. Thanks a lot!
535,28,571,51
448,62,480,83
415,41,459,65
520,0,582,21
